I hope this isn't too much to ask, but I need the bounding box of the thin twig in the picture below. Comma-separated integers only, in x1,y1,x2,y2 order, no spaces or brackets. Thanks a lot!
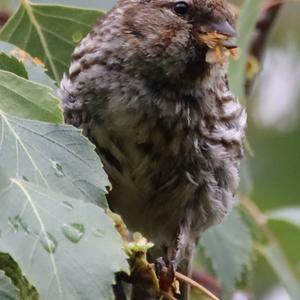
246,0,286,95
174,271,220,300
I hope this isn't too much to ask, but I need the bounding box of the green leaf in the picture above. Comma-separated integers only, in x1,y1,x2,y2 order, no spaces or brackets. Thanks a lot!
0,113,109,207
229,0,263,103
0,173,128,300
0,253,38,300
0,41,56,90
0,270,19,300
0,2,103,83
267,207,300,229
201,209,253,293
0,52,28,78
259,244,300,300
0,70,62,123
25,60,57,92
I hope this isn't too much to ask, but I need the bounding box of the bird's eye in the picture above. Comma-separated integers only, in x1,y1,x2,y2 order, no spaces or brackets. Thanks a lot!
174,1,189,15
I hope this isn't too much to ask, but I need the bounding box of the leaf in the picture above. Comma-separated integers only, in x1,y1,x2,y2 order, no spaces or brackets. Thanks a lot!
0,41,56,91
0,2,103,83
25,60,57,92
259,244,300,300
229,0,263,102
201,209,253,293
0,253,38,300
0,113,109,207
267,207,300,229
0,270,19,300
0,52,28,78
0,70,62,123
0,173,128,300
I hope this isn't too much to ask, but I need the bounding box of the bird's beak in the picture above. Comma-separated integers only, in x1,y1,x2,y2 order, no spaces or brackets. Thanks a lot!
209,21,236,38
198,20,237,49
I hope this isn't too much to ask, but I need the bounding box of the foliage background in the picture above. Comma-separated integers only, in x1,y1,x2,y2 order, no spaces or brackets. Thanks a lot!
1,0,300,300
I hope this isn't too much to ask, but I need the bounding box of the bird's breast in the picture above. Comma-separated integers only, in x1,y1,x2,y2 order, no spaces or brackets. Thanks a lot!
85,72,246,251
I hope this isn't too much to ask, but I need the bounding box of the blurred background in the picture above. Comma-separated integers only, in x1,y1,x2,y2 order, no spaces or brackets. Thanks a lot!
1,0,299,299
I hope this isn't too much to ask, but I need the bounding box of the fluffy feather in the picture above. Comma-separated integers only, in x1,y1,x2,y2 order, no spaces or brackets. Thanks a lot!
60,0,246,299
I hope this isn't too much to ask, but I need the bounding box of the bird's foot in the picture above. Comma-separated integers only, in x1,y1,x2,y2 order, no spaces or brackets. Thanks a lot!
155,257,180,296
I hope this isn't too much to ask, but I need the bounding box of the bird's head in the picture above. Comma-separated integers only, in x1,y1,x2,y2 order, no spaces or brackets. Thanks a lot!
116,0,237,80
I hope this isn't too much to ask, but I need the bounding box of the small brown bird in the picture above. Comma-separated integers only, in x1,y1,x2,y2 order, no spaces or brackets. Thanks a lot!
60,0,246,299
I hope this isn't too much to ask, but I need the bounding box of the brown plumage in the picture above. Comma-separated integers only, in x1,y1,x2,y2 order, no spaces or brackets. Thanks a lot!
59,0,246,299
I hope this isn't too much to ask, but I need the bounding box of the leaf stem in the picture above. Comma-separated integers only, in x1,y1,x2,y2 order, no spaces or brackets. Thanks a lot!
20,0,60,83
174,271,220,300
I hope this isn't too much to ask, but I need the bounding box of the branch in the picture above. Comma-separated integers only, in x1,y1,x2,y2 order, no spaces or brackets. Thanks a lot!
246,0,286,95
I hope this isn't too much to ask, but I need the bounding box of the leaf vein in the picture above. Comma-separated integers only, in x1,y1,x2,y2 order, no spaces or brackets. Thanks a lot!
1,114,49,187
11,178,63,297
33,9,95,28
10,120,96,168
3,8,26,41
39,26,75,47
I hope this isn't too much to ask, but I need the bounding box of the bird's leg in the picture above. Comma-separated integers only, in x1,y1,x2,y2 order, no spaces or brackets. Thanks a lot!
176,257,193,300
165,224,196,300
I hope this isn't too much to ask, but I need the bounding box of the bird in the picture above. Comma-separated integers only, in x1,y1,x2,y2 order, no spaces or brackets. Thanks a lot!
59,0,247,299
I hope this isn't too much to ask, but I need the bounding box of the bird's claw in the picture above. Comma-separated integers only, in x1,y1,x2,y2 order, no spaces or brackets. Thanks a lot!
154,257,177,294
